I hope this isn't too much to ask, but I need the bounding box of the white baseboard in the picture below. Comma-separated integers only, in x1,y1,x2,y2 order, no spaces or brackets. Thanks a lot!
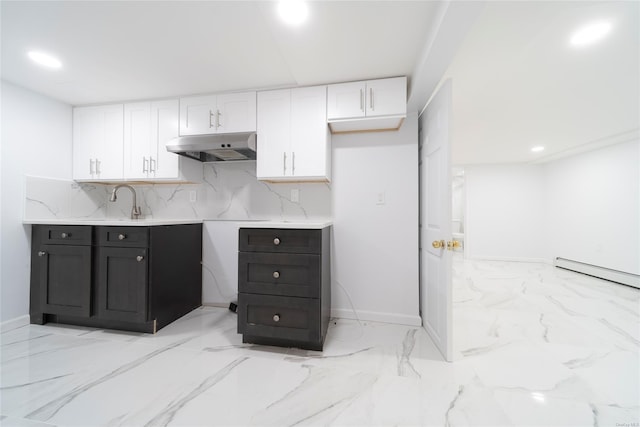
468,255,552,264
331,308,422,327
1,315,30,333
555,257,640,289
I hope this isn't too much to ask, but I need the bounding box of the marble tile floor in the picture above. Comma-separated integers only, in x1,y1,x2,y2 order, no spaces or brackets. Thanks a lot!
1,258,638,427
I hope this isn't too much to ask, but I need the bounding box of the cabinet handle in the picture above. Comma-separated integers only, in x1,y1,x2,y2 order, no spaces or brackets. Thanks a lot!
360,89,364,112
61,232,69,239
292,152,295,175
89,158,95,175
136,255,144,262
209,110,214,128
143,157,149,173
273,271,280,279
96,159,102,175
283,152,287,175
118,234,126,240
216,110,221,128
370,87,374,110
38,251,46,257
273,237,280,246
150,157,156,173
273,314,280,322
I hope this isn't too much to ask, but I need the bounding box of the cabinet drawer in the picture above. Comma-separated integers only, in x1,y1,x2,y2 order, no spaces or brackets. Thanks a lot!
96,227,149,247
238,293,320,343
39,225,92,245
239,228,320,254
239,252,320,298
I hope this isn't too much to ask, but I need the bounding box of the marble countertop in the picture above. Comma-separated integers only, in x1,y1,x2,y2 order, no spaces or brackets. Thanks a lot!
23,218,203,226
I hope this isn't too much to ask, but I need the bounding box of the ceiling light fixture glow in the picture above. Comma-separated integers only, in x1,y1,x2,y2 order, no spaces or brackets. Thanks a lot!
531,146,545,153
570,21,612,47
278,0,308,26
27,51,62,69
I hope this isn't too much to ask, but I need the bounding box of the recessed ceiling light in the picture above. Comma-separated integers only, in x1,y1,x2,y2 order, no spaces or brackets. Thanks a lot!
570,21,612,47
531,146,545,153
27,51,62,69
278,0,308,26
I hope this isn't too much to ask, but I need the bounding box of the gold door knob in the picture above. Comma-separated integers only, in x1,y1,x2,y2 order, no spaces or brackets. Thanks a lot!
432,240,445,249
447,241,461,250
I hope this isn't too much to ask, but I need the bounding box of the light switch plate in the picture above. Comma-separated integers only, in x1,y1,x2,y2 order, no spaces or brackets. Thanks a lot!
189,191,197,203
291,189,299,203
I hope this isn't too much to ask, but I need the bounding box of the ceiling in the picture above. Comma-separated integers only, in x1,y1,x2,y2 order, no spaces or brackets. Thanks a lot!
2,1,637,165
446,1,640,165
0,0,438,106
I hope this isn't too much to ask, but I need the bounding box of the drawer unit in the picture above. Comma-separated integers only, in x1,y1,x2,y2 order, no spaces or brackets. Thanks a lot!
96,226,149,247
41,225,92,245
239,252,320,298
239,228,321,254
237,226,331,351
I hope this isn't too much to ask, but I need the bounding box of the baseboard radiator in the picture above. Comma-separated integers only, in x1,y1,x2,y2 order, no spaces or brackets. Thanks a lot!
555,257,640,289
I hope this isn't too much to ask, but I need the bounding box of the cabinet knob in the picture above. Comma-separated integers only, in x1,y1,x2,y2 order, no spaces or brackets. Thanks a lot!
273,237,280,246
61,232,69,239
136,255,144,262
38,251,46,257
273,271,280,279
118,234,126,240
273,314,280,322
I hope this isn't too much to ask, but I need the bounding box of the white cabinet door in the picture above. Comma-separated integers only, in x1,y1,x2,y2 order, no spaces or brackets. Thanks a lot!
257,89,290,180
73,104,123,181
366,77,407,118
291,86,329,180
327,81,366,120
150,99,179,179
124,103,151,180
179,95,217,136
216,92,256,133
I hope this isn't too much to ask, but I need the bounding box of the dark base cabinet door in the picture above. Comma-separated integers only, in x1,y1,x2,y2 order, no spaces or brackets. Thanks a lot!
39,244,91,317
97,247,148,323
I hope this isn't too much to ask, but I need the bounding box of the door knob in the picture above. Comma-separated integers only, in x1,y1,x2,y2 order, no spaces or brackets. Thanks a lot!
432,240,445,249
118,234,126,240
273,237,280,246
136,255,144,262
273,271,280,279
273,314,280,322
447,241,461,251
38,251,46,257
61,232,69,239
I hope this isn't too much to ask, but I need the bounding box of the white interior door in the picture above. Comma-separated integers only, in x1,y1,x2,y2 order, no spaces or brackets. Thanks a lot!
419,79,453,361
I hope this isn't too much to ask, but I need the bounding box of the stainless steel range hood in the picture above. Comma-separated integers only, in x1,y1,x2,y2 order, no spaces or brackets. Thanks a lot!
166,132,257,162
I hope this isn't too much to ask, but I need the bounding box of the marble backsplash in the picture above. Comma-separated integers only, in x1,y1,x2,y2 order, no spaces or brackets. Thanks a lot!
24,162,332,221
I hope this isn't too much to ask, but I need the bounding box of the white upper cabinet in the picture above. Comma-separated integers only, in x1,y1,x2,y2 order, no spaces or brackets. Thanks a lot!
179,91,256,136
73,104,124,181
257,85,330,182
124,99,200,182
327,76,406,133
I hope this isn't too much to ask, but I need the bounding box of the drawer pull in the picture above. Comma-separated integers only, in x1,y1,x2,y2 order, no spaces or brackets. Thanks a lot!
136,255,144,262
38,251,46,257
273,314,280,322
273,237,281,246
118,234,127,240
273,271,280,279
61,232,69,239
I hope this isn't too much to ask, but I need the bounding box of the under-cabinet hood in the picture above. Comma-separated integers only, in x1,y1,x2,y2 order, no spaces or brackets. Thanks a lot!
166,132,256,162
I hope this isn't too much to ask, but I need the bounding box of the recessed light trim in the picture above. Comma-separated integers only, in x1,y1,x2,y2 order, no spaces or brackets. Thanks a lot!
531,146,545,153
570,21,612,47
278,0,308,26
28,51,62,69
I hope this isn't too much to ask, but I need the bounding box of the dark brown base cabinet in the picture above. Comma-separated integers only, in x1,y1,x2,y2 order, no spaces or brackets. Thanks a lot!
237,226,331,351
30,223,202,333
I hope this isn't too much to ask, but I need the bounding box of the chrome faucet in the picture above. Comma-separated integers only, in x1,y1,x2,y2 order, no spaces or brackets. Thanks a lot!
109,184,142,220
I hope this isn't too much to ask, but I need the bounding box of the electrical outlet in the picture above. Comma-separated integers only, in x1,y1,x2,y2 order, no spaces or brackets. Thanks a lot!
376,191,385,205
189,191,197,203
291,188,299,203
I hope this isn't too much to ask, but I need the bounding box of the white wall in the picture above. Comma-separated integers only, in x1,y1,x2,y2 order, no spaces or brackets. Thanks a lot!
331,113,420,326
546,140,639,275
465,164,547,262
0,81,72,323
463,140,640,275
